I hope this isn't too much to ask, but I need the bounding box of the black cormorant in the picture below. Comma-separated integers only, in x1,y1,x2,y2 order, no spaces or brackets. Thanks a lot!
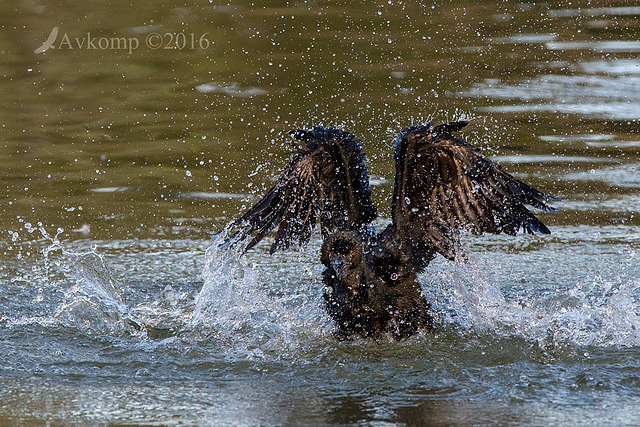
222,121,558,340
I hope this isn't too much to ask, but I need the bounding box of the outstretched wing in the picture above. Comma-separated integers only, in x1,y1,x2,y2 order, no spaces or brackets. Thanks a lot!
391,121,558,262
225,126,377,253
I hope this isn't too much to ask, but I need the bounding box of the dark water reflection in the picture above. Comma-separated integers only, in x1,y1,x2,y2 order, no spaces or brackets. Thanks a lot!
1,0,640,425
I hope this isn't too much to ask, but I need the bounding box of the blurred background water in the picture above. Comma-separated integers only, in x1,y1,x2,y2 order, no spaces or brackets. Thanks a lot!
1,0,640,425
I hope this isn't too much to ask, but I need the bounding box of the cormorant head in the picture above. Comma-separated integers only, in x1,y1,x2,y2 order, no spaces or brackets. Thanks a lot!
321,231,363,281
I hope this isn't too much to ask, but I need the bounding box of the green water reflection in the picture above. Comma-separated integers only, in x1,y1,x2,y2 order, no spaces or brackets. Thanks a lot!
2,0,638,242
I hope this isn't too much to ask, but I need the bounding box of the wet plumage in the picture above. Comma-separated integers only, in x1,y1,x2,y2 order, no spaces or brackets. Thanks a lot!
222,121,558,340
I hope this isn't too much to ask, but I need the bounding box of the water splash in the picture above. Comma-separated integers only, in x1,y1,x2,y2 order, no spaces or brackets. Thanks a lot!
10,224,143,337
539,278,640,349
430,254,640,352
190,228,261,329
6,221,324,358
188,228,325,358
53,245,142,336
10,222,640,359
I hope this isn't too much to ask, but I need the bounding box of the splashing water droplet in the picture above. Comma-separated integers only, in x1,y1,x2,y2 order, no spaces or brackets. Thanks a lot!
430,255,640,352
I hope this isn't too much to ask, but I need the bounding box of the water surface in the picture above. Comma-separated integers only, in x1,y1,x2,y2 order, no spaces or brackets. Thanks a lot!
1,0,640,425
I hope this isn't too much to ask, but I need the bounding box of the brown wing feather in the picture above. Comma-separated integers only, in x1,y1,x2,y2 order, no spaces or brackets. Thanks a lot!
223,127,377,253
391,121,558,263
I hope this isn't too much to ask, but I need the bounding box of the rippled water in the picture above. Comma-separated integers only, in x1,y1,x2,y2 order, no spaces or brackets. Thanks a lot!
1,1,640,425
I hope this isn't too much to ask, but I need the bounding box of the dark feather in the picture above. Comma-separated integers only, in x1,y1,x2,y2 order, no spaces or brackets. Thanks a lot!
391,121,557,264
227,126,377,253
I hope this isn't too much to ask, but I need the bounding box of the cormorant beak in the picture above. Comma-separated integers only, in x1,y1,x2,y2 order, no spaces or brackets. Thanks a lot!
331,256,350,280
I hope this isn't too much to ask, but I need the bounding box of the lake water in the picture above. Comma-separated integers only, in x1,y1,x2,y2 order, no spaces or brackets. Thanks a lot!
1,1,640,425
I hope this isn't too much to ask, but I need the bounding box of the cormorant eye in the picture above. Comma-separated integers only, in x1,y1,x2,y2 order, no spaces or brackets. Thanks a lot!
349,254,353,261
332,241,354,255
390,273,398,281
